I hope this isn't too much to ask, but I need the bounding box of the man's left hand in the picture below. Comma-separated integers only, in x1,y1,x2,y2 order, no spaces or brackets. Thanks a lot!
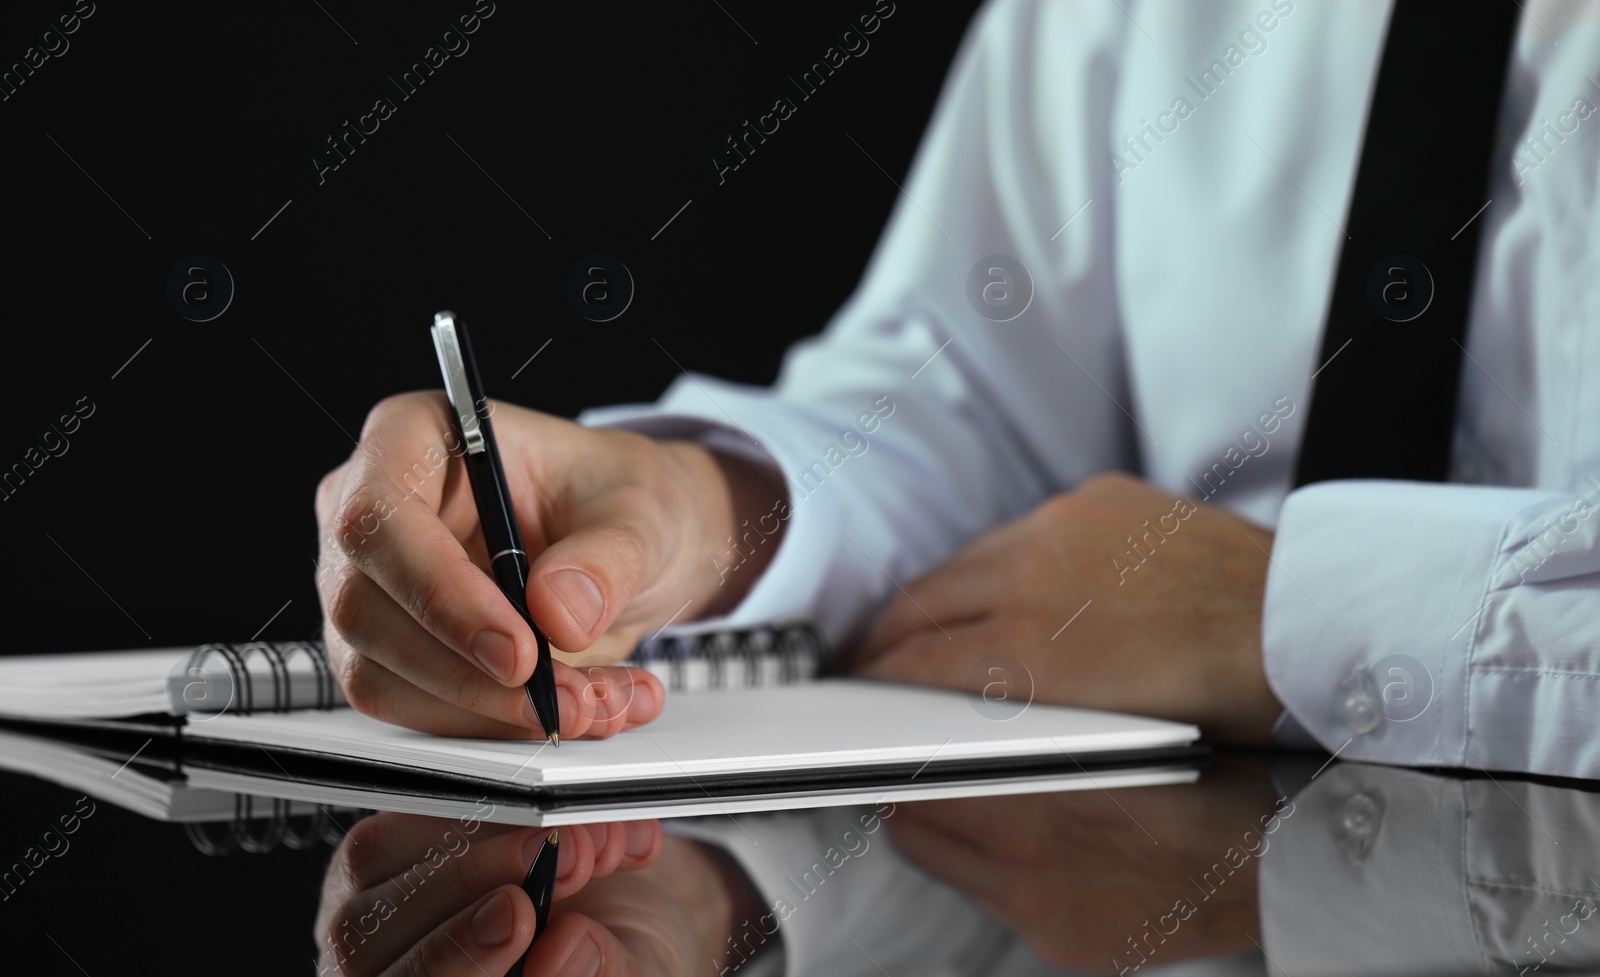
852,473,1282,745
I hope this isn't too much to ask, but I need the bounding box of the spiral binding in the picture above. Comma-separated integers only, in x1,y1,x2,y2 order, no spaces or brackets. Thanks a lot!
180,640,337,715
183,795,358,856
628,620,825,693
176,623,824,710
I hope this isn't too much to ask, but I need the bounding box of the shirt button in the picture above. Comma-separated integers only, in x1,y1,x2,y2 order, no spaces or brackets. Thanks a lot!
1335,792,1384,861
1343,687,1382,734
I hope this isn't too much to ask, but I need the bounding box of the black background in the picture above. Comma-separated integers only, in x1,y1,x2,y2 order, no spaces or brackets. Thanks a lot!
0,0,980,654
0,1,982,972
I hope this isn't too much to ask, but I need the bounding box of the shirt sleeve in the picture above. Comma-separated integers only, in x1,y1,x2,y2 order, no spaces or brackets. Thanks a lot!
581,0,1133,651
665,805,1021,977
1262,477,1600,779
1259,759,1600,974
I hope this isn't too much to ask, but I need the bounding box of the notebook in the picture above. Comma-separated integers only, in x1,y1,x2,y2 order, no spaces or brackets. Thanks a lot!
183,752,1200,826
180,681,1202,824
0,622,1205,820
0,621,828,728
0,720,1194,833
0,725,362,858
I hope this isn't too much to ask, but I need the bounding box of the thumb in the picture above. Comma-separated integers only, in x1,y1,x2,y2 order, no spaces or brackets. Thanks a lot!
524,912,626,977
525,486,680,651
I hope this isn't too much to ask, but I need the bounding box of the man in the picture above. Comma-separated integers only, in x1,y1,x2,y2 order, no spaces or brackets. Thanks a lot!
314,0,1600,780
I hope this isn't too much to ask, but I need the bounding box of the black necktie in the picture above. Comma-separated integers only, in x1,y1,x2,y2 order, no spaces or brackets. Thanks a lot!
1292,1,1520,487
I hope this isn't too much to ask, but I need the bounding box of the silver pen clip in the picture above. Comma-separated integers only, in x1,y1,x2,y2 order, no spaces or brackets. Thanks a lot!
429,310,486,455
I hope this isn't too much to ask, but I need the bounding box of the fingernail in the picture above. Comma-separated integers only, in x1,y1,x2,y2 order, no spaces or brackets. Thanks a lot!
547,569,604,636
469,889,515,947
623,820,654,859
624,674,659,724
471,631,517,683
556,934,602,977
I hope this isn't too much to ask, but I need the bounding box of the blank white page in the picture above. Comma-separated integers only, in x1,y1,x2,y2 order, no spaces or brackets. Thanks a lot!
0,648,191,719
189,677,1199,785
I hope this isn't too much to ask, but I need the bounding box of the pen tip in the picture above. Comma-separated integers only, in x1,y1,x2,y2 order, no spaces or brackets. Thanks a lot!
548,830,559,846
549,732,560,748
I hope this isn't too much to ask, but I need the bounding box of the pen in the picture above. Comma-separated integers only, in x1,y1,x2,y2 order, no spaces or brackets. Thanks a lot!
430,311,562,746
507,829,559,977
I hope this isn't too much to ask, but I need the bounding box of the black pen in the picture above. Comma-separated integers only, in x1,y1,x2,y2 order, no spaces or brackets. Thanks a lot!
431,311,562,746
507,829,559,977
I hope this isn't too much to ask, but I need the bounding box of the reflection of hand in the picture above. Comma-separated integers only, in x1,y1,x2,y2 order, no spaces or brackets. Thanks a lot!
521,835,768,977
853,472,1282,744
887,755,1283,973
313,391,785,738
314,812,664,976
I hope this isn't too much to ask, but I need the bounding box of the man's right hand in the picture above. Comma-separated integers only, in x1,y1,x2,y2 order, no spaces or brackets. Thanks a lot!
313,391,785,739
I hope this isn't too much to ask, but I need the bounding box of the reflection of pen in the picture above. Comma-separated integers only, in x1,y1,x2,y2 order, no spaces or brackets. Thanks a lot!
430,311,561,746
508,829,559,976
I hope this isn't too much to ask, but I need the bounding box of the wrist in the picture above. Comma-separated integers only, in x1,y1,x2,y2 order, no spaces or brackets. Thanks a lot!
659,439,788,620
669,838,772,972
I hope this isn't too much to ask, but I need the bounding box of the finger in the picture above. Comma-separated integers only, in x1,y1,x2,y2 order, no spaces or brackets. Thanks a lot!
327,643,548,738
615,820,664,872
524,483,681,652
854,623,988,689
329,566,662,735
857,546,1017,664
333,391,548,688
524,912,627,977
373,885,536,977
566,665,665,738
327,815,609,898
328,568,661,737
325,822,617,970
882,815,1013,908
555,623,647,668
557,631,663,734
328,812,521,892
889,795,1029,838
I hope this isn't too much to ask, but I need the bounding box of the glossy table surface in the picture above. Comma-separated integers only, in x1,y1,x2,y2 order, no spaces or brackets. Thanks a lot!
2,742,1598,977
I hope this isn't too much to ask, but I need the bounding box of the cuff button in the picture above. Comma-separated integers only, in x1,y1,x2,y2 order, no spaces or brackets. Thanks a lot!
1342,687,1383,734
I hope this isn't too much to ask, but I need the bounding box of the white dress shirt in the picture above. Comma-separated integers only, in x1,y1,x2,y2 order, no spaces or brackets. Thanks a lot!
585,0,1600,780
668,806,1265,977
1260,760,1600,974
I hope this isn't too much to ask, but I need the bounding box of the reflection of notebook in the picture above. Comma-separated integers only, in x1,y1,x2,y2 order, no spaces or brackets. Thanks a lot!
0,721,1197,831
0,727,360,859
0,621,828,731
0,726,231,822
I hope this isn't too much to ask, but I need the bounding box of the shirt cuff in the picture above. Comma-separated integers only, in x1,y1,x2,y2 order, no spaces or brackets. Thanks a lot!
664,806,899,977
1261,480,1523,768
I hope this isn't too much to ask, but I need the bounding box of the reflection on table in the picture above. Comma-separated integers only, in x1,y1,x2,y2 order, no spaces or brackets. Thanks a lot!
3,732,1598,976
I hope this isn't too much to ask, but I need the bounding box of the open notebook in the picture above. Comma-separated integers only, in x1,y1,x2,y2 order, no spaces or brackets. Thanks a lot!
0,623,826,728
180,678,1202,823
0,626,1204,820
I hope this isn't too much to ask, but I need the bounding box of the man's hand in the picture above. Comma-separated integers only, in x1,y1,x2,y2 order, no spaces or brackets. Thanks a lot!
853,472,1282,744
888,755,1282,972
314,813,669,977
523,834,767,977
314,810,765,977
314,391,785,739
